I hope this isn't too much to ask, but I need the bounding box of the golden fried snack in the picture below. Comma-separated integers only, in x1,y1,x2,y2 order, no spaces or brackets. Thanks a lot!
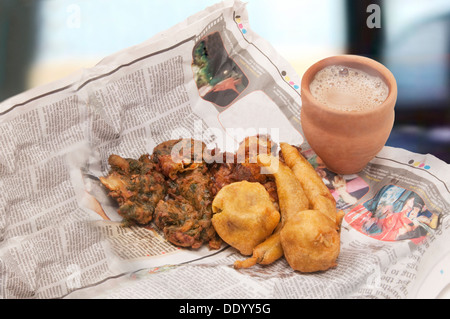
153,139,221,249
236,148,341,272
257,154,309,221
279,143,341,272
280,143,337,224
234,154,309,268
280,209,340,272
209,135,279,207
100,154,166,225
280,143,345,228
212,181,280,256
233,227,282,268
152,139,205,180
235,134,273,164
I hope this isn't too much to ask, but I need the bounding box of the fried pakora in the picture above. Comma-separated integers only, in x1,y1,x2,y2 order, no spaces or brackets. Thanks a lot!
234,153,309,268
100,139,221,249
152,138,221,249
154,198,219,249
99,154,166,225
278,143,342,272
209,135,279,205
235,145,342,272
152,138,205,179
280,209,340,272
211,181,280,255
156,167,221,249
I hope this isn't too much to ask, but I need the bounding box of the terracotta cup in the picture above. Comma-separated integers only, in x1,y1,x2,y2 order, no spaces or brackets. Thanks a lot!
300,55,397,175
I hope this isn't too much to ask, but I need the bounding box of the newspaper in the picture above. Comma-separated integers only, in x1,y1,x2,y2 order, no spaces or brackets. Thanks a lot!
0,0,449,300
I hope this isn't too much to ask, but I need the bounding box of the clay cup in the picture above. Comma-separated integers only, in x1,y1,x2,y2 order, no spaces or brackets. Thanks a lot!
300,55,397,175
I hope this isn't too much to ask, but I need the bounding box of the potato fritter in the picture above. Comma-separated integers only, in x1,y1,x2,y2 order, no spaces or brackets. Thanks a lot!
211,181,280,255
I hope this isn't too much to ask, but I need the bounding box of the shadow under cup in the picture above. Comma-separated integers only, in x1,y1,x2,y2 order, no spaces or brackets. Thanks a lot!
300,55,397,175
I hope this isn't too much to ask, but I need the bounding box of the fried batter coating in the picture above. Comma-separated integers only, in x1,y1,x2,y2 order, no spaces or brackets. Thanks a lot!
154,199,219,249
234,154,309,268
235,134,274,164
153,138,222,249
233,228,282,268
100,139,221,249
280,143,345,230
152,138,205,180
209,135,279,205
101,137,334,257
211,181,280,255
100,154,166,225
280,143,337,223
257,154,310,222
166,165,212,211
278,144,341,272
234,147,342,272
280,209,340,272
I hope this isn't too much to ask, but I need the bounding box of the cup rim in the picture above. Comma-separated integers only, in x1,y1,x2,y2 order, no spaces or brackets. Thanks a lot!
301,54,397,117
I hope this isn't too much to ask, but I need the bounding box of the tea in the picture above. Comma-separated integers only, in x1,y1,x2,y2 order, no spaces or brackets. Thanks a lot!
300,55,397,174
309,65,389,112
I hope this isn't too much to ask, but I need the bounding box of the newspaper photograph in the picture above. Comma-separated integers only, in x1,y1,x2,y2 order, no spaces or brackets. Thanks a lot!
0,0,449,300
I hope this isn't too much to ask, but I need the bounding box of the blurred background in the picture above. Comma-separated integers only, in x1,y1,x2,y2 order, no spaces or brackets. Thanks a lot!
1,0,449,162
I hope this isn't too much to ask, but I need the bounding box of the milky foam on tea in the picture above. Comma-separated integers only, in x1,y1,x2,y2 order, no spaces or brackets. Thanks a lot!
309,65,389,112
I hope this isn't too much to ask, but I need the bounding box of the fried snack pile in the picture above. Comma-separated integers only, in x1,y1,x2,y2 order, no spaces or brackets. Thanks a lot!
235,143,343,272
280,143,344,272
101,138,221,249
100,136,277,250
100,135,343,272
211,181,280,255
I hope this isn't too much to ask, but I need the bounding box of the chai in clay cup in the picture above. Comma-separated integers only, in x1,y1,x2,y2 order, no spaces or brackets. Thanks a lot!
300,55,397,175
